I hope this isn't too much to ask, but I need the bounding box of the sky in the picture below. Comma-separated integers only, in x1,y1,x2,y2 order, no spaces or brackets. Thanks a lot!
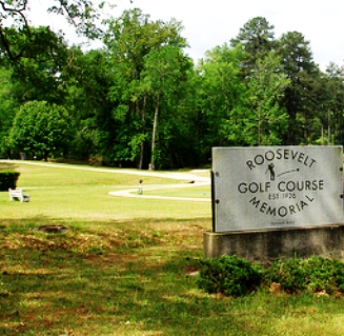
30,0,344,71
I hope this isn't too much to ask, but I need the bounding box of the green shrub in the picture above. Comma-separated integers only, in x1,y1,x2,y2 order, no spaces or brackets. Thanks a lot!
303,256,344,294
197,255,263,297
0,170,20,191
264,256,344,294
264,258,306,293
197,255,344,297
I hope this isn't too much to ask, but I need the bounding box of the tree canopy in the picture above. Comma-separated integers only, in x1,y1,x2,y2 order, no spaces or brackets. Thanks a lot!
1,13,344,169
9,100,72,160
0,0,111,62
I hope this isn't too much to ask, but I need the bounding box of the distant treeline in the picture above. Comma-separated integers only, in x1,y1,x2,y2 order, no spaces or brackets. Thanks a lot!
1,10,343,169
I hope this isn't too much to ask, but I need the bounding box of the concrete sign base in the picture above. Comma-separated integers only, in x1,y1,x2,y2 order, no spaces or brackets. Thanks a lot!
204,224,344,264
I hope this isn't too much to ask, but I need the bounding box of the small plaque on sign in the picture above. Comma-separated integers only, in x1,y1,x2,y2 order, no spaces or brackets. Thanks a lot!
212,146,343,232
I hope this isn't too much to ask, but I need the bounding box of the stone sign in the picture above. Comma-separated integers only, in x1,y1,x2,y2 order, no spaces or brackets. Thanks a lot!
212,146,343,232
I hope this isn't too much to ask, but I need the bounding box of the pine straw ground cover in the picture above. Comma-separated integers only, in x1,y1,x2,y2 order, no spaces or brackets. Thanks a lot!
1,162,344,335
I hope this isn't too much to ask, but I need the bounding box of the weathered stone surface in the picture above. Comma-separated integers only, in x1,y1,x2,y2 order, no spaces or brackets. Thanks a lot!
204,225,344,263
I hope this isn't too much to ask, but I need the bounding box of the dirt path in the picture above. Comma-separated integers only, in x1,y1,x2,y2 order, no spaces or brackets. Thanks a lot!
1,160,211,202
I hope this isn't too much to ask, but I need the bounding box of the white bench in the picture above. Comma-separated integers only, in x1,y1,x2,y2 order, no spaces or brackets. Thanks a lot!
8,188,30,202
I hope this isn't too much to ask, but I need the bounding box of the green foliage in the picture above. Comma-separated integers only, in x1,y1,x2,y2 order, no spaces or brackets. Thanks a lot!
244,52,290,145
197,255,263,297
9,101,73,160
198,256,344,296
264,256,344,294
0,0,103,63
230,16,276,78
197,44,247,150
2,11,344,167
6,26,69,105
0,67,19,157
103,9,194,169
303,256,344,294
276,31,321,144
0,170,20,191
62,48,114,161
264,257,307,293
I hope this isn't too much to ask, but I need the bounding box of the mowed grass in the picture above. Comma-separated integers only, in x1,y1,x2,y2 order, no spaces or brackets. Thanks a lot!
1,161,344,335
0,161,211,220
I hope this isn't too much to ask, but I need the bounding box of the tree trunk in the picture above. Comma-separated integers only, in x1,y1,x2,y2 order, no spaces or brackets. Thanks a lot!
150,96,160,170
138,95,146,170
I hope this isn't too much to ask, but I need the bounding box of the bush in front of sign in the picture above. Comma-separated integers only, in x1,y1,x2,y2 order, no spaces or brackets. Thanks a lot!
263,258,306,294
303,256,344,294
264,256,344,295
197,255,344,297
196,255,263,297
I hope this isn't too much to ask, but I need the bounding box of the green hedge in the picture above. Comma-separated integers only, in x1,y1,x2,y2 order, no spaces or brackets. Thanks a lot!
197,255,344,297
197,255,263,297
0,170,20,191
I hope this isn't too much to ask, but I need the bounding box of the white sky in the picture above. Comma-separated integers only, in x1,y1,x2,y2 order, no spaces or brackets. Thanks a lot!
30,0,344,71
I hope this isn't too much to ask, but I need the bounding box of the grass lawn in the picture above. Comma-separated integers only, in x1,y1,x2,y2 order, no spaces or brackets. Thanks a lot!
1,161,344,335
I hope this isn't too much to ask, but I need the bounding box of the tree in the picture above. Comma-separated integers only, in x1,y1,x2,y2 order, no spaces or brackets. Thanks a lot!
0,0,106,62
104,8,189,169
4,26,69,104
230,17,276,77
197,44,247,152
141,45,191,169
244,52,290,145
9,100,72,160
60,47,115,160
320,63,344,145
276,31,321,144
0,28,73,159
0,66,20,157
